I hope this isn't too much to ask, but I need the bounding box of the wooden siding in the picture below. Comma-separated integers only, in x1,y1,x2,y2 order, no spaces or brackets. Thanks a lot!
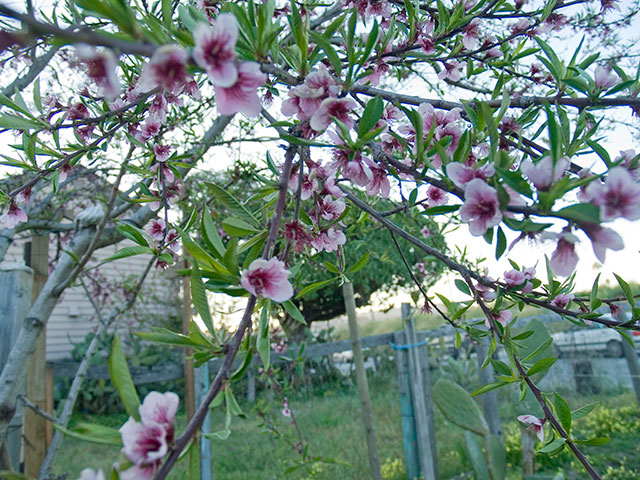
2,237,179,361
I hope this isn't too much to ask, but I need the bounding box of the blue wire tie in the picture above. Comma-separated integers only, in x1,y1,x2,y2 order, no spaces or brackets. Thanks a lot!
389,340,427,350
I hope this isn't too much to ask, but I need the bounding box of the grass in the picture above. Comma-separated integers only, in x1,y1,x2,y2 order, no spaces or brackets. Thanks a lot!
54,363,640,480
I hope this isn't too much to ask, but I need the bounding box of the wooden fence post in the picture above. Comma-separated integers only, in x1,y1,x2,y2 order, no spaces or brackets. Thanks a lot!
475,338,503,442
342,280,382,480
393,330,420,480
0,263,33,471
24,235,49,477
402,303,438,480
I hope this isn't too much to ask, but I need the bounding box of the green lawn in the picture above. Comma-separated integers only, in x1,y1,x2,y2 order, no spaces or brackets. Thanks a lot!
54,369,640,480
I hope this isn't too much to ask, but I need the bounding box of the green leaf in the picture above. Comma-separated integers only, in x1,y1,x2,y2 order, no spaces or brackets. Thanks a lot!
309,31,342,75
556,203,600,224
454,279,471,296
527,357,557,376
576,436,609,446
0,113,41,131
191,264,215,332
347,251,370,275
208,182,259,226
116,222,153,248
161,0,172,25
222,217,261,237
554,393,572,435
104,246,154,262
53,423,122,446
109,334,140,420
296,278,338,298
614,273,635,307
257,302,271,369
586,140,612,167
538,437,566,453
590,273,601,311
495,227,507,260
470,380,510,397
282,300,305,323
358,96,383,138
572,401,599,420
202,206,226,259
134,328,211,348
0,93,34,117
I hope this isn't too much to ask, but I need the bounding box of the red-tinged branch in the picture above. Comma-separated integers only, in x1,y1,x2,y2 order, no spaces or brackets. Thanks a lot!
153,142,298,480
463,277,602,480
352,84,640,111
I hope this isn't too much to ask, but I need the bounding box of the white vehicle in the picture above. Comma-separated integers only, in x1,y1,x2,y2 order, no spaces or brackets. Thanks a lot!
552,320,627,358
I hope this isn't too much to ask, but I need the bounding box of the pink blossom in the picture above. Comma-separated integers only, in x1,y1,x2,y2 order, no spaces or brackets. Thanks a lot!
462,19,480,50
459,179,502,236
15,186,31,205
139,391,179,438
476,279,496,301
438,61,464,82
421,226,432,237
520,156,569,191
503,269,526,288
150,162,175,184
139,119,161,141
284,221,313,252
446,162,495,190
580,223,624,263
312,227,346,253
66,102,89,121
426,185,449,206
145,219,166,243
585,167,640,221
78,469,105,480
119,391,179,480
139,45,190,93
240,257,293,302
59,163,72,183
149,93,168,124
281,65,339,121
486,310,512,328
215,61,266,117
0,202,28,229
364,158,391,197
76,45,120,99
550,293,574,309
550,233,579,277
193,14,238,87
523,267,536,280
315,196,345,221
154,144,172,162
310,97,357,132
517,415,545,441
183,80,201,99
282,400,292,418
594,65,618,89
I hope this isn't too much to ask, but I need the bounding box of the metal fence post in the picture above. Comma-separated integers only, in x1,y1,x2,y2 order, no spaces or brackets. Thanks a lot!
394,330,419,480
402,303,438,480
0,263,34,471
196,365,213,480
